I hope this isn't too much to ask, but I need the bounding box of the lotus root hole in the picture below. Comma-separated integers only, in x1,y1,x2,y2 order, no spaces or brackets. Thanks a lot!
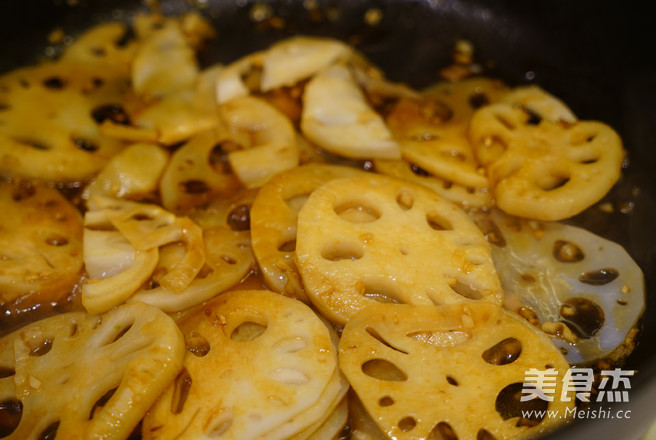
28,339,53,357
321,241,364,262
0,367,15,379
446,376,459,386
398,416,417,432
379,396,394,407
469,92,490,109
559,297,605,339
269,367,310,385
0,399,22,437
179,179,211,195
365,327,408,354
449,281,483,300
361,359,408,382
428,421,458,440
45,234,68,246
482,338,522,365
16,138,50,151
38,421,60,440
230,321,267,341
535,172,570,192
108,323,133,345
570,129,598,146
494,114,516,131
73,138,99,152
227,205,251,231
278,239,296,252
579,268,619,286
495,383,547,427
334,201,381,223
396,190,414,210
271,336,307,354
285,194,309,212
410,162,430,177
360,280,404,305
171,369,192,415
221,255,237,265
89,388,117,420
477,428,497,440
426,212,452,231
552,240,585,263
407,330,472,347
204,408,233,438
185,331,210,357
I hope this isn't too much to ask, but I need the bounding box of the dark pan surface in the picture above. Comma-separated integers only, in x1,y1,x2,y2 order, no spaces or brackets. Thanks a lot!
1,1,655,438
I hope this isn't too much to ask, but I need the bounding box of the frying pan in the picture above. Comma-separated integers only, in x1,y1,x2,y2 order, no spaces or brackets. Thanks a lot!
1,0,655,439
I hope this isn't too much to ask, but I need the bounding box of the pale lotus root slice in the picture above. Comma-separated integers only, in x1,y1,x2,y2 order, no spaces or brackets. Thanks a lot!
159,129,241,214
295,174,502,325
301,64,401,160
0,182,83,307
250,164,367,303
130,189,256,312
339,302,574,440
142,290,343,440
501,85,577,125
469,102,625,221
374,159,492,209
82,196,206,313
260,36,351,91
220,95,300,188
484,209,645,364
0,302,185,440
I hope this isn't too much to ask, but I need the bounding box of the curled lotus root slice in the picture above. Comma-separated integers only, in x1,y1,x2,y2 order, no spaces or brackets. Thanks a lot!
261,36,351,91
220,95,300,188
250,164,367,303
300,64,401,160
295,174,502,325
0,182,83,307
374,159,492,209
131,190,256,312
159,129,241,213
484,209,645,363
82,142,170,200
469,101,625,221
339,302,574,440
0,302,184,440
142,290,343,440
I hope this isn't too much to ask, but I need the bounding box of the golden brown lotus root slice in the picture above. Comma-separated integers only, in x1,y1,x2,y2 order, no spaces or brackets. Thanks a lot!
469,100,624,221
0,302,184,440
0,23,134,183
142,290,344,440
295,174,502,325
386,77,508,189
250,164,367,303
374,159,492,209
0,182,83,307
339,302,574,440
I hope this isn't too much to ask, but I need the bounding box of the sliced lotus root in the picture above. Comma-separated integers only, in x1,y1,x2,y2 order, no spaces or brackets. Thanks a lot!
295,174,502,325
82,142,169,200
0,181,83,308
291,396,348,440
142,290,343,440
483,209,645,363
159,129,241,213
339,302,574,440
131,189,256,312
250,164,367,303
219,95,299,188
215,51,265,104
501,85,577,125
301,64,401,160
0,64,128,182
260,36,351,91
0,302,184,439
82,196,206,313
469,99,625,220
374,159,492,209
